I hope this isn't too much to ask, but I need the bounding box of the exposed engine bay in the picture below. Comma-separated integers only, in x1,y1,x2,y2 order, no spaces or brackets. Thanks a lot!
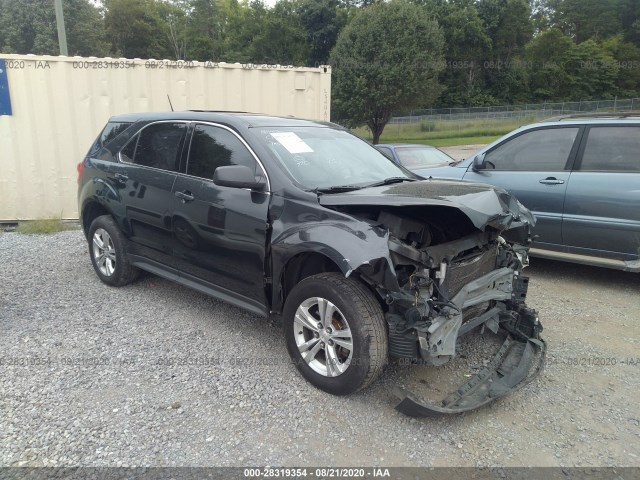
348,205,545,416
311,179,547,416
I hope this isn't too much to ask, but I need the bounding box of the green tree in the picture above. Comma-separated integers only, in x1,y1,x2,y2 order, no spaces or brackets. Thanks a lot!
525,29,620,101
214,0,245,60
530,0,554,33
298,0,347,66
477,0,533,62
330,0,445,143
253,0,310,64
550,0,621,43
525,28,577,100
477,0,533,103
185,0,219,60
602,35,640,95
617,0,640,45
566,39,619,99
433,0,493,106
0,0,107,56
220,0,310,64
104,0,175,59
157,0,190,60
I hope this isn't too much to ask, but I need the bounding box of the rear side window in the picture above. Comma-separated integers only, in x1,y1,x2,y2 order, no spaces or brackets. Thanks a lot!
580,126,640,172
89,121,132,155
101,122,132,147
120,122,187,172
186,124,256,179
484,128,579,171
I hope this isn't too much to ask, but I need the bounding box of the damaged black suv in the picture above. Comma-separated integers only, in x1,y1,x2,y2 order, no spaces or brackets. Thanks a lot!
78,112,545,416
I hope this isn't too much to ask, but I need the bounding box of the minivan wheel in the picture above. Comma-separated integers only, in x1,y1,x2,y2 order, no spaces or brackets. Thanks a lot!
88,215,139,287
283,273,388,395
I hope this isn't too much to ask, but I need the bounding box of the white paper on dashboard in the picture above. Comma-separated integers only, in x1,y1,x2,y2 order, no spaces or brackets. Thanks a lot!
270,132,314,154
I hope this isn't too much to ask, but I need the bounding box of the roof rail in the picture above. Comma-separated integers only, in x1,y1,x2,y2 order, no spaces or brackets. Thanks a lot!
544,111,640,121
187,109,250,113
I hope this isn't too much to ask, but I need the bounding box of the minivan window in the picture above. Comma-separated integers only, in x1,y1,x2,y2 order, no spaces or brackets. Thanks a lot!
484,128,579,171
121,122,187,172
580,126,640,172
186,124,256,179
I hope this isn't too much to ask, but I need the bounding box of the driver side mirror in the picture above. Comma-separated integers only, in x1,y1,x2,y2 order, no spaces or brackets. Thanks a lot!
213,165,266,190
471,153,487,172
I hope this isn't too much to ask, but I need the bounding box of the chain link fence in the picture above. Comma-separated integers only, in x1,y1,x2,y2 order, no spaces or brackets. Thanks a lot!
390,97,640,124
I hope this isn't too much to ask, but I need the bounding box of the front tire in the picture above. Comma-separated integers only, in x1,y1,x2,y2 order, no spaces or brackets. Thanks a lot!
88,215,139,287
283,273,388,395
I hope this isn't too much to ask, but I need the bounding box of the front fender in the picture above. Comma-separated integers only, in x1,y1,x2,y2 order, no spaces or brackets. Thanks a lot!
269,218,399,311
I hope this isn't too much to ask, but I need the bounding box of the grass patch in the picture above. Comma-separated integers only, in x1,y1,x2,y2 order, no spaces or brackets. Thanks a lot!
354,116,537,146
16,219,77,235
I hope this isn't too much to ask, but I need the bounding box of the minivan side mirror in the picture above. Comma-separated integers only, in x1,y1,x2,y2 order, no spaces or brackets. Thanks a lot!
471,153,487,172
213,165,266,190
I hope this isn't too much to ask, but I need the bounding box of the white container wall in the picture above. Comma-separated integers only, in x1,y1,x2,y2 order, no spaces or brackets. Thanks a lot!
0,54,331,221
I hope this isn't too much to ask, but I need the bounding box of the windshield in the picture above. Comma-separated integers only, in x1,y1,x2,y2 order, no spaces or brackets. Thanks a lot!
395,146,453,169
256,126,413,190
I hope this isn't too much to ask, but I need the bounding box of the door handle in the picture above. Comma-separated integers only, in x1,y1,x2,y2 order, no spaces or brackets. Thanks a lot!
539,177,565,185
175,190,195,202
115,173,128,181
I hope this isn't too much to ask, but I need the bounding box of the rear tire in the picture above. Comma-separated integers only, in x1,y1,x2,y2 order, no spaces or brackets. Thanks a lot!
88,215,139,287
283,273,388,395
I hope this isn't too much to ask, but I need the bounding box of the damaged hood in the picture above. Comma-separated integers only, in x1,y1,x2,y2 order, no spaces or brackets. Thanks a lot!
318,179,535,231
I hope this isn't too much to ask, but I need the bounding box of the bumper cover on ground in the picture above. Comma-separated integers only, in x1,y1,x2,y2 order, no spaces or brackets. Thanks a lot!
393,332,546,417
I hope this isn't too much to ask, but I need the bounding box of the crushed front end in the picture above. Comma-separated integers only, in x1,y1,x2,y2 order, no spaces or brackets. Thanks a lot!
317,180,547,416
380,208,546,416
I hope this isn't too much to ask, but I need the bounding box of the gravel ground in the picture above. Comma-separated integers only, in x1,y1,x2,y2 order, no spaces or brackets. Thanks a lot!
1,230,639,467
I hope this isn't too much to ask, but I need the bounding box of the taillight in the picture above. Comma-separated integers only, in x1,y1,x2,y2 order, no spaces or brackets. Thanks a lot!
77,160,85,184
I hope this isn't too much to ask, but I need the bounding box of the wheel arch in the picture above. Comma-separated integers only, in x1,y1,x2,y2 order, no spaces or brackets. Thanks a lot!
272,250,395,314
81,200,111,239
277,252,343,311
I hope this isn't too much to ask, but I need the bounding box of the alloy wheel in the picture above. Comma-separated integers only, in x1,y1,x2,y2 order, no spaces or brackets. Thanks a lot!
92,228,116,277
293,297,353,377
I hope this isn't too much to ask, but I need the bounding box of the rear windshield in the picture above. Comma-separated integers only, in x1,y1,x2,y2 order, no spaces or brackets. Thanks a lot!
395,146,452,168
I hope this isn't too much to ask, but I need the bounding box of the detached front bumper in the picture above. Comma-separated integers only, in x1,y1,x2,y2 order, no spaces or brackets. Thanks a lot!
387,265,546,416
394,316,546,416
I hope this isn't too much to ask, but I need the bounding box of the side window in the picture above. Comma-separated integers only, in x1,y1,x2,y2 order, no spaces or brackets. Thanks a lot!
186,124,256,179
101,122,132,146
120,134,137,162
580,126,640,172
120,122,187,172
484,128,579,171
89,121,132,154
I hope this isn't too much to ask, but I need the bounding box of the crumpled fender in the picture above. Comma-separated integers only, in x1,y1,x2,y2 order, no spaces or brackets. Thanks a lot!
269,217,400,311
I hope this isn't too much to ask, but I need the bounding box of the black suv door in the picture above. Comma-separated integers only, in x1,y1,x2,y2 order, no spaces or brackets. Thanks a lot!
117,121,188,262
171,123,270,314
